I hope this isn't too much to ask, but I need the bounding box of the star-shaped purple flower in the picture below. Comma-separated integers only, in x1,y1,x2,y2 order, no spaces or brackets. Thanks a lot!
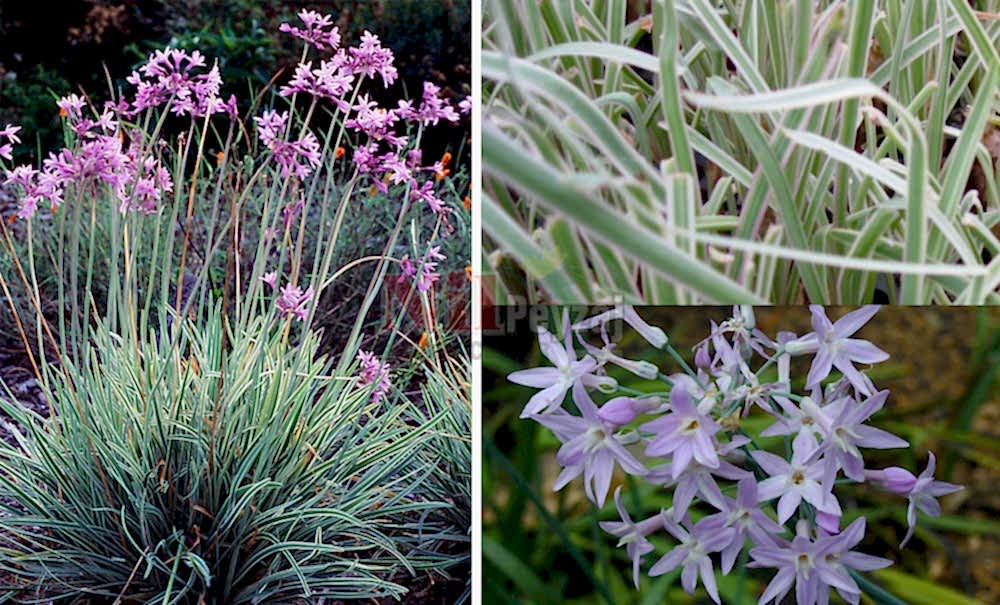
509,324,613,418
641,385,722,478
753,440,842,524
599,487,662,588
869,452,963,547
786,306,888,396
649,515,735,604
534,383,646,507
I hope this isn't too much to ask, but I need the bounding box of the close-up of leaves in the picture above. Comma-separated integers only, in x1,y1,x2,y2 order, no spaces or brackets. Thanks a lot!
483,1,1000,304
483,306,1000,604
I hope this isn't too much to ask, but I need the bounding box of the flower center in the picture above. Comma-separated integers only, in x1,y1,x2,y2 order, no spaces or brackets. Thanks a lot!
683,418,700,432
791,470,806,485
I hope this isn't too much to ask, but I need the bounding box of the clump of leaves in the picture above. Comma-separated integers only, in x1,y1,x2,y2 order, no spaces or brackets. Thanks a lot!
484,0,1000,304
0,309,461,603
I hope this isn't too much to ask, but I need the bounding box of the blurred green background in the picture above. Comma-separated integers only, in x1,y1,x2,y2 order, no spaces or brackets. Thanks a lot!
483,307,1000,605
0,0,471,164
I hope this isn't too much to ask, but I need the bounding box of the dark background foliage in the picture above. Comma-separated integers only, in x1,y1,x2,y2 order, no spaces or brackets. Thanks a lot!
0,0,471,163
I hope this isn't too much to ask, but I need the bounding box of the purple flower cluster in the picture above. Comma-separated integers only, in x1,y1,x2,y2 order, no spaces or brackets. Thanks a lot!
275,282,314,322
398,245,447,294
4,94,173,219
512,305,963,604
278,9,342,51
0,124,21,162
253,110,321,179
357,349,392,403
126,48,235,118
266,11,467,231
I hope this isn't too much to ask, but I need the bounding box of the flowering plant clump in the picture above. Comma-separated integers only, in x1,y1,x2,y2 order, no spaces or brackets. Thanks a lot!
0,8,471,603
510,305,963,605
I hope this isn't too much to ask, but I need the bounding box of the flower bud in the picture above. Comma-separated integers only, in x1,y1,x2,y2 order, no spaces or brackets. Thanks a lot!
598,396,658,426
866,467,916,495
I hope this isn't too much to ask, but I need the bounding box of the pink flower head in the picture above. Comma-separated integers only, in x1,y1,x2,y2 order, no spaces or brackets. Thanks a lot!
275,282,314,321
786,305,889,396
410,82,460,126
458,96,472,115
348,31,397,87
261,271,278,290
126,48,230,118
254,110,321,179
279,59,355,110
357,349,391,403
5,165,63,219
0,124,21,160
279,9,342,50
411,180,447,214
0,124,21,143
57,94,87,121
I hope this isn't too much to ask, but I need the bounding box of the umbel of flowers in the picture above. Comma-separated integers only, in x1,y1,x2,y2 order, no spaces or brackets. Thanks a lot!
0,9,469,315
510,305,962,605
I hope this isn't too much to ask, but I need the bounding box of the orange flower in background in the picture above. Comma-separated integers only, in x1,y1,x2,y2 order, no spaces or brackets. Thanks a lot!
465,265,473,281
215,151,225,165
434,151,452,181
463,196,471,210
58,107,69,118
418,331,430,349
335,146,345,159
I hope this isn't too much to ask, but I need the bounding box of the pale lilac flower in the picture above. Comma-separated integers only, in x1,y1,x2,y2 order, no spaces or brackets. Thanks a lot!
599,486,661,588
813,518,892,605
508,322,612,417
275,283,314,321
760,395,840,455
700,477,785,573
261,271,278,290
534,382,646,507
649,515,734,604
573,304,668,349
786,306,888,396
815,510,841,534
357,349,391,403
411,82,459,125
0,124,20,161
279,9,342,50
749,524,825,605
641,384,722,478
254,110,321,178
411,180,447,214
0,124,21,144
868,453,963,548
752,439,842,524
4,165,63,219
811,389,908,483
647,436,750,521
126,49,229,118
